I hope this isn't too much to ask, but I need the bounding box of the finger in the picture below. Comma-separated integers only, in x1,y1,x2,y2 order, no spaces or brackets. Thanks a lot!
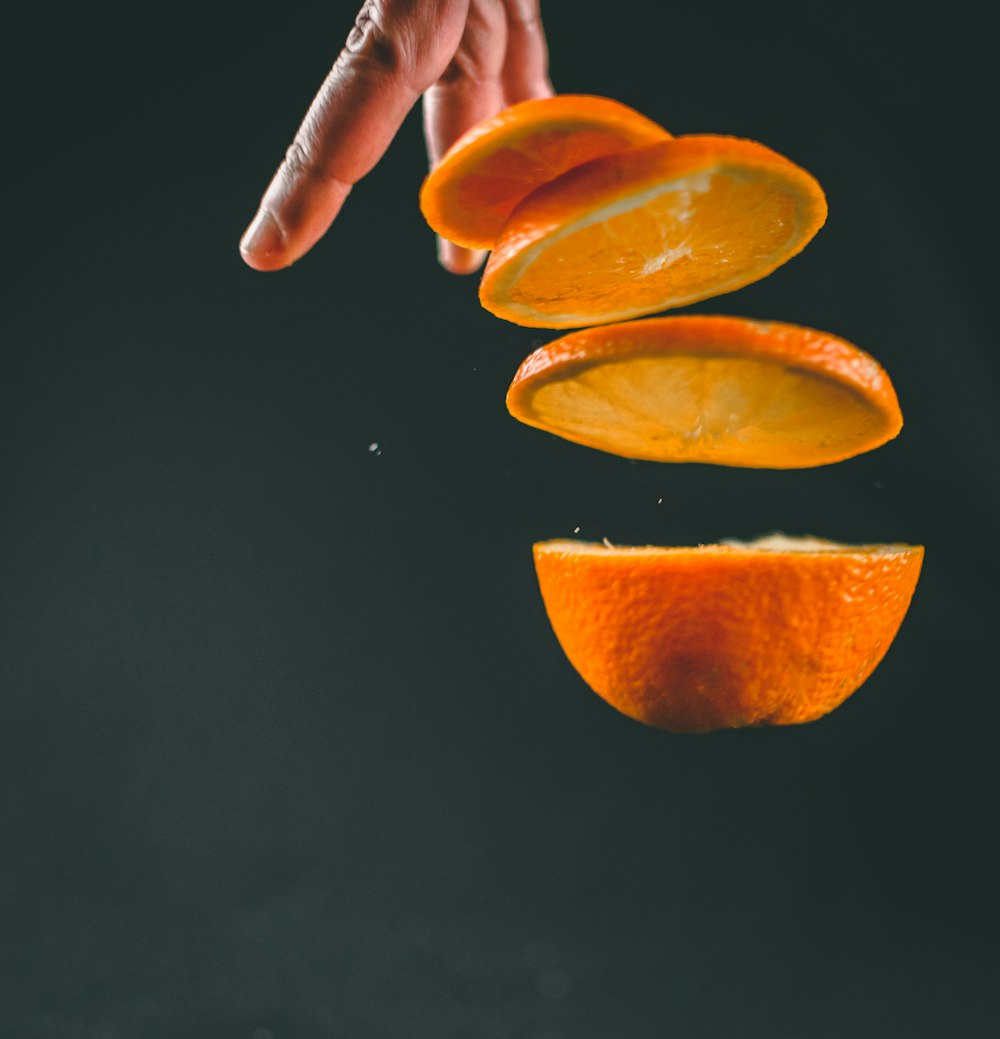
437,239,489,276
500,0,553,104
423,0,508,275
241,0,470,271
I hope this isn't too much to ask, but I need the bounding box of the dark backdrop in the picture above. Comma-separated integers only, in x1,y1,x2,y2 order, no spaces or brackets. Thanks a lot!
3,2,998,1036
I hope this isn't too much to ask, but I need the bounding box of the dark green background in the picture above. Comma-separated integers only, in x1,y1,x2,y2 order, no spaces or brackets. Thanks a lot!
3,2,997,1036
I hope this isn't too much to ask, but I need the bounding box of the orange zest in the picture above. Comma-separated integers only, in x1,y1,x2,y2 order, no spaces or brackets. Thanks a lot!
506,315,902,468
534,536,924,733
419,95,670,250
480,135,828,328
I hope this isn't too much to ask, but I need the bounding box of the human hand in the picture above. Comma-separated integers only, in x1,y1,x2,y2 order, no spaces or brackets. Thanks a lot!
239,0,552,275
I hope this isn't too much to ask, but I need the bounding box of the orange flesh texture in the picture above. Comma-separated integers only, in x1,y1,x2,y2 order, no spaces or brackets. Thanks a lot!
419,96,670,249
534,538,924,733
506,316,902,467
480,136,828,328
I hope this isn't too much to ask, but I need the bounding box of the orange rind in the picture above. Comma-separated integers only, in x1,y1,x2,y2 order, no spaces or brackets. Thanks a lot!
534,536,924,733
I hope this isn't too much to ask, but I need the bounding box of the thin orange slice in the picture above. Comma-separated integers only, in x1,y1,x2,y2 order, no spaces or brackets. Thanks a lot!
506,316,901,468
480,135,828,328
419,95,670,250
534,536,924,733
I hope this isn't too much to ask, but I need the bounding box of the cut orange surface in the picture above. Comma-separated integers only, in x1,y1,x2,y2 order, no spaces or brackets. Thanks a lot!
534,536,924,733
480,135,827,328
507,315,902,467
419,95,670,250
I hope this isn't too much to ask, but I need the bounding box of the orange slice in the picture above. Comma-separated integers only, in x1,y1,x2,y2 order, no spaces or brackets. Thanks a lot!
506,315,902,468
419,95,670,250
534,536,924,733
480,135,828,328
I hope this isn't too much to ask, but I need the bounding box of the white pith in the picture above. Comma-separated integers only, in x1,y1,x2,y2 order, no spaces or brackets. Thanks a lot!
537,535,916,556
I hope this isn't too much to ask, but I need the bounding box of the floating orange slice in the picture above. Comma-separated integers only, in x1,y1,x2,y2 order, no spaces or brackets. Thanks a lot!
419,95,670,250
534,536,924,733
480,135,827,328
506,315,901,468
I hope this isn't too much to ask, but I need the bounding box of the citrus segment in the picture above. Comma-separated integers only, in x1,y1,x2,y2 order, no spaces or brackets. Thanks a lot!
419,95,671,250
534,536,924,733
480,135,828,327
507,316,901,467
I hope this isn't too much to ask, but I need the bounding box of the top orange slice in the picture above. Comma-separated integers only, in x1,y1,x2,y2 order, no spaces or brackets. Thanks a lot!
480,135,828,328
419,95,670,250
506,315,902,468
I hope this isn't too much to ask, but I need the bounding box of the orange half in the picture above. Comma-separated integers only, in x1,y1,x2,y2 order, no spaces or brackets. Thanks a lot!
534,536,924,733
480,135,828,328
419,95,670,250
506,316,902,468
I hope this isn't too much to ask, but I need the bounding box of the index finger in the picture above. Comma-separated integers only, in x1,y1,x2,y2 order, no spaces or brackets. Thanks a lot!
240,0,471,271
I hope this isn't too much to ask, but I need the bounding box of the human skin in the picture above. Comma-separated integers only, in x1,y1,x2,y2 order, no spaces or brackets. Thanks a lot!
239,0,553,275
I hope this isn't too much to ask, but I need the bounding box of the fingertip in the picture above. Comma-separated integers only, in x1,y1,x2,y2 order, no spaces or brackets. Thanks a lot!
240,248,293,272
239,209,291,271
437,238,488,275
